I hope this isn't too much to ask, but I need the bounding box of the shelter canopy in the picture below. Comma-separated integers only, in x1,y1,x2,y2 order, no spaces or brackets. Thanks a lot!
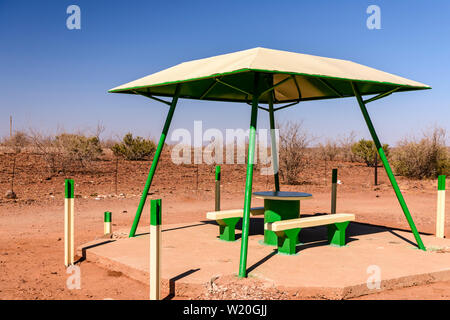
109,47,430,104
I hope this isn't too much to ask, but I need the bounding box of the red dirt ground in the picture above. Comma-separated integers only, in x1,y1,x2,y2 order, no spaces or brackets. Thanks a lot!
0,150,449,300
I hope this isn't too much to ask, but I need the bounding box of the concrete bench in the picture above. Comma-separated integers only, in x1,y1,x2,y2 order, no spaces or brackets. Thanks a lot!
206,207,265,241
265,213,355,255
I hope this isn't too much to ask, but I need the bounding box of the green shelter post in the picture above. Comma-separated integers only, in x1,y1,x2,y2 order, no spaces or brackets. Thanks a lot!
215,165,221,211
238,73,260,278
129,85,181,237
268,90,280,192
351,82,426,251
331,168,338,214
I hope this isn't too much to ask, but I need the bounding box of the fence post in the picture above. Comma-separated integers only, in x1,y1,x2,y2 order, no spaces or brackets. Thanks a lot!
331,169,338,214
104,212,112,235
150,199,162,300
436,175,446,238
64,179,74,266
215,166,221,211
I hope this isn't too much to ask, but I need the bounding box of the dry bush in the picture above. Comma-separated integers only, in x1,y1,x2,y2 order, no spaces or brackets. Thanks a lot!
28,129,103,174
393,128,450,179
1,131,30,153
317,139,340,161
278,120,313,184
338,131,358,162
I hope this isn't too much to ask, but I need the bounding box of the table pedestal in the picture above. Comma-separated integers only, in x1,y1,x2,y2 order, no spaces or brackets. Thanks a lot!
263,199,300,246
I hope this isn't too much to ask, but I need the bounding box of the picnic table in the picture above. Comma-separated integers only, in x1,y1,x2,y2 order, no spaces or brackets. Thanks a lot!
253,191,312,246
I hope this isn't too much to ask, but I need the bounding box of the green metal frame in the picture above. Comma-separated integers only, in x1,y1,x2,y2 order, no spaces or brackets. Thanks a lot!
351,82,426,251
128,85,181,237
238,73,260,278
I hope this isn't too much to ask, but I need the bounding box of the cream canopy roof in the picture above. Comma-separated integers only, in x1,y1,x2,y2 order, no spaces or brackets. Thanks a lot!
109,47,430,104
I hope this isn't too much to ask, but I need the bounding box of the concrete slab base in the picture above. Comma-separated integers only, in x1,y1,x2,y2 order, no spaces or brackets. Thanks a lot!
78,218,450,299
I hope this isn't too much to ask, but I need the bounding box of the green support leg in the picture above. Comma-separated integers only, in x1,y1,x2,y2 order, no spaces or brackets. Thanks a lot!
327,221,349,246
129,85,181,238
276,228,301,255
351,82,426,251
217,217,240,241
238,73,260,278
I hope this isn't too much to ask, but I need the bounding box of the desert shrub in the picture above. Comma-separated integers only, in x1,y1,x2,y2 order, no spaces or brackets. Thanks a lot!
28,130,103,174
392,128,449,179
317,139,340,161
351,139,389,167
338,131,358,162
2,131,30,153
55,133,103,166
111,133,156,160
278,121,312,184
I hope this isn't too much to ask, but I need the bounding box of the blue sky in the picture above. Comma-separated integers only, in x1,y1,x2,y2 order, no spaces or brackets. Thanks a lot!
0,0,449,145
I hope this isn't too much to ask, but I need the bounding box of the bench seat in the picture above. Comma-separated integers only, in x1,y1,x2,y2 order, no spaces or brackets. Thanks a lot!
206,207,264,241
265,213,355,255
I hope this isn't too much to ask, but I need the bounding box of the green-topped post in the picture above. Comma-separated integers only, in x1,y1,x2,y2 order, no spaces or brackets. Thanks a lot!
215,165,221,211
64,179,74,266
351,82,426,251
331,168,338,214
436,175,446,238
238,73,260,278
150,199,162,300
104,211,112,235
129,85,181,237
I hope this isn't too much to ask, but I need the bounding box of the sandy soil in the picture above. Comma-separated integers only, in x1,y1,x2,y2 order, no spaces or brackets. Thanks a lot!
0,151,449,300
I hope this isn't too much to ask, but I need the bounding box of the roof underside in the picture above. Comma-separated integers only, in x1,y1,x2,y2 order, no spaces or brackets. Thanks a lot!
109,47,430,104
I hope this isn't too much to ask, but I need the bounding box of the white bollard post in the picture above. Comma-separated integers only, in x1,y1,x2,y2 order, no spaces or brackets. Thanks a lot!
150,199,162,300
104,211,112,235
64,179,74,266
436,175,446,238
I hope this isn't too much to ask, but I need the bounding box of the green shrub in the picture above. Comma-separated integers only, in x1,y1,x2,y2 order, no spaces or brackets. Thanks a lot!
351,139,389,167
111,133,156,160
392,128,449,179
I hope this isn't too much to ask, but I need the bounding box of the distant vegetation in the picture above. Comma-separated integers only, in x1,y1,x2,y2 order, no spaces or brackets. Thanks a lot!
0,124,448,181
392,128,450,178
111,133,156,161
351,139,390,167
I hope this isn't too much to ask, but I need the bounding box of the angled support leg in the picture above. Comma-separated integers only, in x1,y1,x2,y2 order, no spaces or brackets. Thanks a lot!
276,228,301,255
129,85,181,237
238,73,260,278
217,217,241,241
328,221,350,246
351,82,426,251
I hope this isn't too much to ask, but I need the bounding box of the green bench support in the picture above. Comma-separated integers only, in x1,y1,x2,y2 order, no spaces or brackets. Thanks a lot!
265,213,355,255
206,207,265,241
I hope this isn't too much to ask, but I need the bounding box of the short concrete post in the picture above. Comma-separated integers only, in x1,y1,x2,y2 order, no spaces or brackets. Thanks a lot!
215,166,221,211
150,199,162,300
104,211,112,235
331,169,337,214
436,175,446,238
64,179,74,266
